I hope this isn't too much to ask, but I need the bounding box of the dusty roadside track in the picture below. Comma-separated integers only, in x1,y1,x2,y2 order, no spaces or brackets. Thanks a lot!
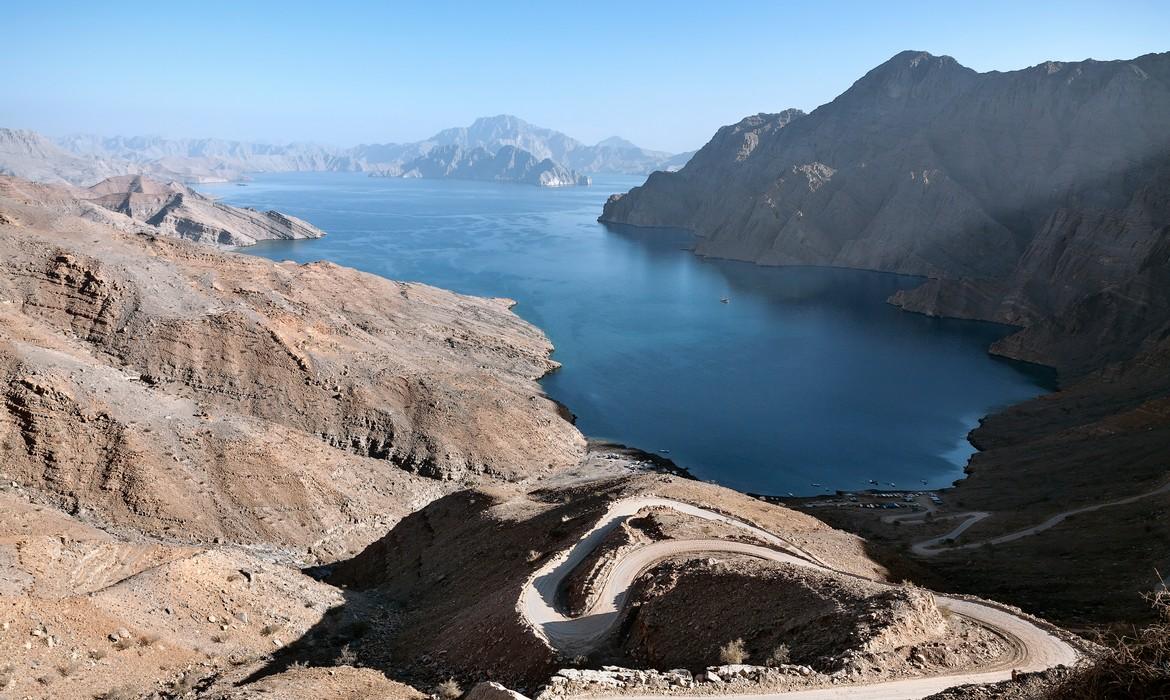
520,497,1080,700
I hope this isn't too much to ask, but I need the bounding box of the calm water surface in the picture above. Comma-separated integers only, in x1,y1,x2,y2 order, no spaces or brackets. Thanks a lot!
200,173,1052,495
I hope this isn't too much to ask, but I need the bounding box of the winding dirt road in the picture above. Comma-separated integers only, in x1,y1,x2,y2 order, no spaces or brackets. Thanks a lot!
518,497,1079,699
911,480,1170,556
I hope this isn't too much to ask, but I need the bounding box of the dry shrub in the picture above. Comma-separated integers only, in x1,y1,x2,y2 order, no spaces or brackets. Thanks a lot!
1046,587,1170,699
765,643,791,666
436,678,463,700
337,643,358,666
719,638,749,664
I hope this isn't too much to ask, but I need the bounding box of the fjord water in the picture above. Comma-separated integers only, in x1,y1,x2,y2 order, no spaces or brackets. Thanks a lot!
200,173,1052,496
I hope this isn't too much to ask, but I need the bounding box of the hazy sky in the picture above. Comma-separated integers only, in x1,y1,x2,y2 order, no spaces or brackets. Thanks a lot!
3,1,1167,153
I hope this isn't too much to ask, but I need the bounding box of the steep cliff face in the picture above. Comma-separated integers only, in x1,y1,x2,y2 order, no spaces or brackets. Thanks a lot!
601,51,1170,375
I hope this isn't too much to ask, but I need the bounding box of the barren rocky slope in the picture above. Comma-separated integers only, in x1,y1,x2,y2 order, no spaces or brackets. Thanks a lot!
0,177,584,554
0,173,594,699
84,174,327,246
0,128,132,186
622,556,1007,679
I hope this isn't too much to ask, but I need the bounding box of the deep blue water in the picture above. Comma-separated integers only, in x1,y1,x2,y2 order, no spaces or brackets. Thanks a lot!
199,173,1053,496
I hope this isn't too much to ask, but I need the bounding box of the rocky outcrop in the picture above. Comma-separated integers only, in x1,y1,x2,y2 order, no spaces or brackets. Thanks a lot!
83,174,326,246
601,51,1170,376
0,178,585,549
379,145,590,187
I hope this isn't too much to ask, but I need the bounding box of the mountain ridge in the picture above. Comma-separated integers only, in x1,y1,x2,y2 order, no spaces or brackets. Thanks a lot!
601,49,1170,375
16,115,693,185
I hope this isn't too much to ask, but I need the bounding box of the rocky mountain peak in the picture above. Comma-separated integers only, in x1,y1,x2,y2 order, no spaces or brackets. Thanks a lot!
596,136,640,150
839,49,977,107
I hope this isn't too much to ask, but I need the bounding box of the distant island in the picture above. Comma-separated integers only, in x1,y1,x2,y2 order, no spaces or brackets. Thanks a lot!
371,144,591,187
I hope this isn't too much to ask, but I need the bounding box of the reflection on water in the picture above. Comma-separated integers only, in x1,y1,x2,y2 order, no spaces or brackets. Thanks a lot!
201,173,1053,495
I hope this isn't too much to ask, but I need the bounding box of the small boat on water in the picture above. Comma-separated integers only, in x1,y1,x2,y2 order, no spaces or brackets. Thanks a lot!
720,297,729,303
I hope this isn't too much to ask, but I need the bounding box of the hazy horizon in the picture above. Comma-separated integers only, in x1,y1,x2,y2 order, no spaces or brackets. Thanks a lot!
3,1,1168,153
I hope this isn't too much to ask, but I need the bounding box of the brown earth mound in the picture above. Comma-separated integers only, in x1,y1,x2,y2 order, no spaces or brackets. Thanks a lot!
620,555,1008,678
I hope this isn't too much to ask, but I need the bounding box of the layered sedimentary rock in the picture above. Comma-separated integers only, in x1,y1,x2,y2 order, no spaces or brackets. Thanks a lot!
84,174,327,246
0,177,584,550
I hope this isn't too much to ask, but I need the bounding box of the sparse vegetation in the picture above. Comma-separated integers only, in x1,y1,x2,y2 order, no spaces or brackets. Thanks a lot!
260,623,282,636
1045,586,1170,699
56,660,82,677
112,636,134,651
719,638,749,664
436,678,463,700
765,643,791,666
337,643,358,665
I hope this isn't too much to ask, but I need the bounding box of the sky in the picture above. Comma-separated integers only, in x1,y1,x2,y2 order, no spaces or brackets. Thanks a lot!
2,1,1167,153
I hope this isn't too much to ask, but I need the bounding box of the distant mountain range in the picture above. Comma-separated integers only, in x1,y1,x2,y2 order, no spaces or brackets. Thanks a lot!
1,116,694,187
376,144,592,187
